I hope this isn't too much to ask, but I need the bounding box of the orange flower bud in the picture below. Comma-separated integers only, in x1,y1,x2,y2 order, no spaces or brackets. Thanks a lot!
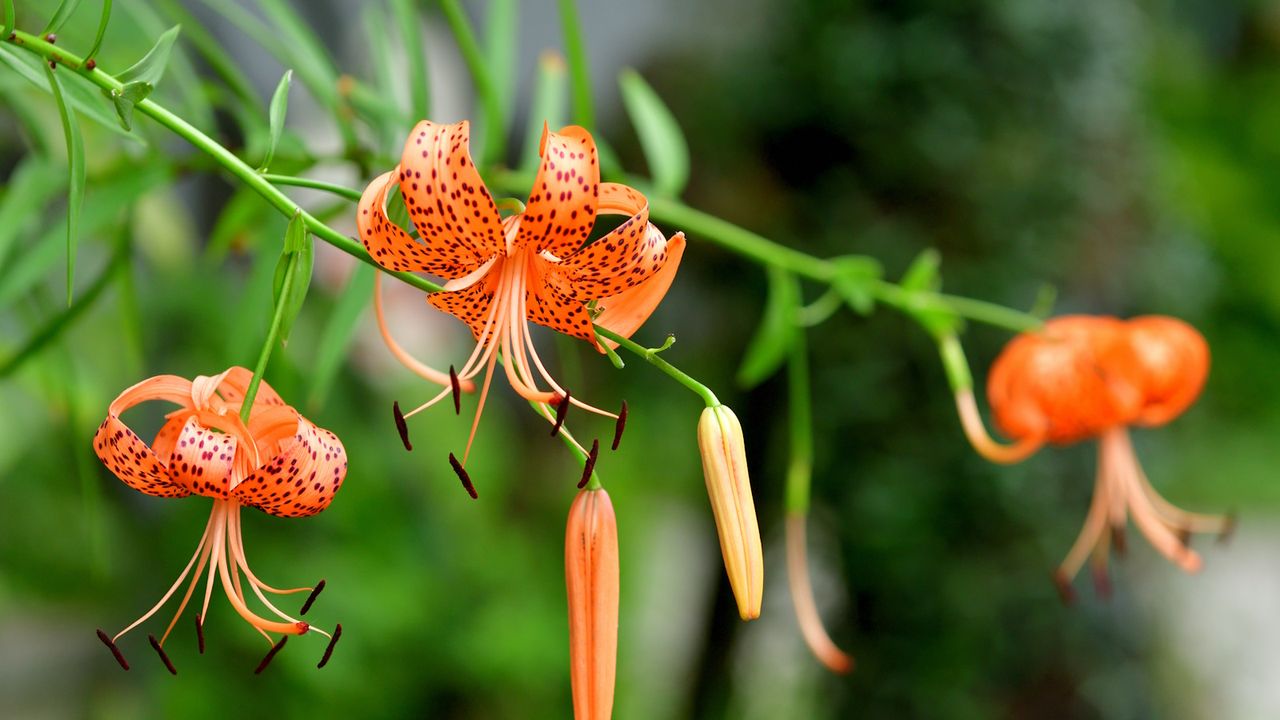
697,404,763,621
1126,315,1209,427
565,488,619,720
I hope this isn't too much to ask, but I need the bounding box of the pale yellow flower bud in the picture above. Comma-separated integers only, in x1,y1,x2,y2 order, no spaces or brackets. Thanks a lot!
697,404,763,620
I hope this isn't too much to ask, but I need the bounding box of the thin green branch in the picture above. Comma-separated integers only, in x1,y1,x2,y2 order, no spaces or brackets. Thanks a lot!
785,331,813,514
239,244,296,424
263,173,362,202
595,326,718,407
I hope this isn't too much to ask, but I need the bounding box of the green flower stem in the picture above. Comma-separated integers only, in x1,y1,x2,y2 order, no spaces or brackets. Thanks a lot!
263,173,363,202
1,0,13,40
869,280,1042,334
5,29,442,296
594,326,718,407
785,330,813,515
439,0,504,167
238,246,296,424
936,332,975,394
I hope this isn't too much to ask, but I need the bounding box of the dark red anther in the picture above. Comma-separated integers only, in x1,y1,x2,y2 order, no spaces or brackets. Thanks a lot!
45,33,56,44
195,615,205,654
1110,526,1127,557
449,453,477,499
97,629,130,670
1175,528,1192,548
1051,569,1076,606
551,391,571,437
1090,565,1112,601
393,401,412,451
148,634,177,675
254,637,288,674
300,580,326,616
85,58,97,71
577,439,599,489
317,623,342,668
611,400,628,451
449,365,461,415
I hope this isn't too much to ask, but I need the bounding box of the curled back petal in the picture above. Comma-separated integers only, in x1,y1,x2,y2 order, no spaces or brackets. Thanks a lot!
515,124,600,257
233,413,348,518
215,366,286,416
594,232,685,348
166,416,238,499
359,168,475,277
547,183,668,301
400,120,505,271
93,375,195,499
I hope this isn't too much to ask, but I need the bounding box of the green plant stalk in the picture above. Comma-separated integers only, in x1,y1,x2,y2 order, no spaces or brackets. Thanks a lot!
439,0,504,166
936,332,974,394
1,0,13,40
263,173,362,202
556,0,594,131
595,326,718,407
870,281,1041,334
785,331,813,514
6,29,442,295
239,245,296,424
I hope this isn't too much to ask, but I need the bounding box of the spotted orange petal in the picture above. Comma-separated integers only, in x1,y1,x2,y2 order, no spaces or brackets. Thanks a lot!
548,184,668,301
400,120,505,270
167,416,238,499
92,375,194,499
425,261,503,340
515,125,600,257
594,232,685,347
525,280,598,346
233,408,347,518
358,169,451,274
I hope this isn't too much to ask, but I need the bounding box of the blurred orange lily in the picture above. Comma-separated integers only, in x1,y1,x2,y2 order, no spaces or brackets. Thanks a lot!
359,120,685,484
92,367,344,672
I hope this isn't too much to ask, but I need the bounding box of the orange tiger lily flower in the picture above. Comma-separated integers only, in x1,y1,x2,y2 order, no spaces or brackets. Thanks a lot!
967,316,1231,600
92,367,344,672
565,488,619,720
359,120,685,487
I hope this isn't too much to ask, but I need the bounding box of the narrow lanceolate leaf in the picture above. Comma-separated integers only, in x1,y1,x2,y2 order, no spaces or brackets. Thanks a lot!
308,263,376,409
259,69,293,172
484,0,517,130
831,256,883,316
85,0,114,61
619,69,690,197
43,0,84,34
738,267,801,389
521,52,568,174
117,25,182,86
271,212,314,346
0,45,139,140
45,64,86,306
900,248,941,293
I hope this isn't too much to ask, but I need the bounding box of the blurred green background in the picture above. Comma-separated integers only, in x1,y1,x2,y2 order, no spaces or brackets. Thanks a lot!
2,0,1279,718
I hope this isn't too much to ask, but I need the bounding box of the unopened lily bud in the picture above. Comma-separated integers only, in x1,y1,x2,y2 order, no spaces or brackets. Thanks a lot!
566,488,619,720
697,404,763,620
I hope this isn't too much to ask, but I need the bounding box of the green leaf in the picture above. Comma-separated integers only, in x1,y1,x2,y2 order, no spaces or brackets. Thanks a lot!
258,69,292,172
1029,283,1057,319
0,45,140,141
85,0,113,60
484,0,516,130
271,212,314,346
521,52,568,174
119,2,214,131
618,69,690,197
45,64,85,306
117,25,181,87
43,0,84,34
0,158,64,269
389,0,430,121
108,81,153,131
556,0,594,130
308,263,376,409
737,267,801,388
900,248,941,292
831,256,883,316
